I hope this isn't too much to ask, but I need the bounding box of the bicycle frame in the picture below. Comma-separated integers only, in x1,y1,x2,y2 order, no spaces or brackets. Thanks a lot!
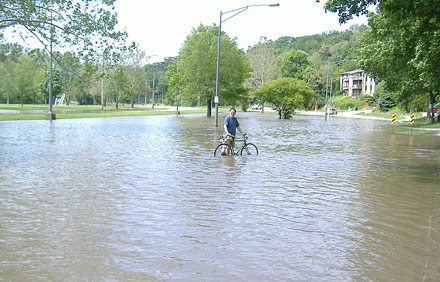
214,134,258,156
230,136,248,155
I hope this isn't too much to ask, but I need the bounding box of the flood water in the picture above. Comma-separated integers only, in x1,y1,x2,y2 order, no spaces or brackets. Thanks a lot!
1,113,439,281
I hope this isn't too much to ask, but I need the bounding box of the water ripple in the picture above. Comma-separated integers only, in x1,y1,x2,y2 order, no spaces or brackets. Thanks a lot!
1,114,439,281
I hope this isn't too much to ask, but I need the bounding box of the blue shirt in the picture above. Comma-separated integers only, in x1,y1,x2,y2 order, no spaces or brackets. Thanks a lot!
224,116,240,136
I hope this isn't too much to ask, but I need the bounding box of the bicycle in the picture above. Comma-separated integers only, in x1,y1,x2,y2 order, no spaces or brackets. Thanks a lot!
214,133,259,157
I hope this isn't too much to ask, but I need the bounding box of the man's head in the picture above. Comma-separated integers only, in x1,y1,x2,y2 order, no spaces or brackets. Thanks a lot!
229,108,236,118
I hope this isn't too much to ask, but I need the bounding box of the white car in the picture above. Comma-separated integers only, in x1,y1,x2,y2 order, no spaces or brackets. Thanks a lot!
251,104,262,110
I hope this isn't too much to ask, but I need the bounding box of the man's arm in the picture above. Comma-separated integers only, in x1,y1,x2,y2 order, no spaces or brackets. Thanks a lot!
224,124,230,135
237,126,243,136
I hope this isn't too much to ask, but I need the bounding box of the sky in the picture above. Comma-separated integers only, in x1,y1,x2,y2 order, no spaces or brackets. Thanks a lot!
114,0,368,63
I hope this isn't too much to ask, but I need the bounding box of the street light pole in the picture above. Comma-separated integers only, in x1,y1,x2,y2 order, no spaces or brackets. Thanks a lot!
329,77,334,110
214,3,279,127
325,61,330,121
152,73,155,109
46,0,56,120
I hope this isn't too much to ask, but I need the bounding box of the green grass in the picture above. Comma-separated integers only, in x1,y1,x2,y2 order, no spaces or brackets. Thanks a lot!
411,116,440,128
356,111,406,120
0,104,206,120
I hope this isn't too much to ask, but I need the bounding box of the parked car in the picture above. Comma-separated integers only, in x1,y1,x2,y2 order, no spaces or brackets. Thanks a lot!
329,108,337,115
251,104,262,110
272,105,278,111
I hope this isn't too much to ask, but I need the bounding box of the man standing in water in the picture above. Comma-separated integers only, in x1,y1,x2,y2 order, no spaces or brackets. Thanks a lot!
221,107,243,155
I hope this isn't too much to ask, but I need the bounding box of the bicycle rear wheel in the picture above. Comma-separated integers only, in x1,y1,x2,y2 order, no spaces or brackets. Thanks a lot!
240,143,258,156
214,144,233,157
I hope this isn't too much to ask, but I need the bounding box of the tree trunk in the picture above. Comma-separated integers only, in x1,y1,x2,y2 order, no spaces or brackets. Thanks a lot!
429,91,435,124
207,98,211,117
115,96,119,111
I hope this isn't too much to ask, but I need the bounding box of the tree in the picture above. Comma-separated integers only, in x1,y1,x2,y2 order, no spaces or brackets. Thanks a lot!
106,65,135,109
166,58,181,109
246,40,280,110
54,51,82,105
39,68,63,103
121,43,148,107
325,0,440,122
279,49,312,80
0,0,124,58
374,82,396,112
75,61,100,105
255,78,313,119
0,43,24,103
174,24,251,115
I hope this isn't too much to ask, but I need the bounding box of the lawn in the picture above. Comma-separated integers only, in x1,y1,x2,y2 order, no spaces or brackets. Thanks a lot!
0,104,205,120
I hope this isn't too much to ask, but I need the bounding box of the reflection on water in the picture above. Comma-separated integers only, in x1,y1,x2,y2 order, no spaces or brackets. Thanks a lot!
1,113,439,281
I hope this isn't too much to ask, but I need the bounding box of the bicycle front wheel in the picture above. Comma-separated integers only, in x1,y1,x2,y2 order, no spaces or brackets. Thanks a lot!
240,143,258,156
214,144,233,157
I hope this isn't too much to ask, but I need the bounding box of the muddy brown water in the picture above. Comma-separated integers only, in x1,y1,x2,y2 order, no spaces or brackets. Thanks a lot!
1,113,439,281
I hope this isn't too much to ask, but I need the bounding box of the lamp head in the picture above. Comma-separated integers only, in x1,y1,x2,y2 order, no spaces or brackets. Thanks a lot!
268,3,280,7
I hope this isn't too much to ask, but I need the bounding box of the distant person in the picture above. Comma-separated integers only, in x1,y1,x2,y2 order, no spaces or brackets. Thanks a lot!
221,107,243,155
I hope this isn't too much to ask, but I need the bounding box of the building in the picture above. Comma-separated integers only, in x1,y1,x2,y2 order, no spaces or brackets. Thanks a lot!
340,69,376,97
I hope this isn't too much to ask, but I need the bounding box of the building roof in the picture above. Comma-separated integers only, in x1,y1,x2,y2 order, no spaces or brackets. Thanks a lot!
340,69,364,75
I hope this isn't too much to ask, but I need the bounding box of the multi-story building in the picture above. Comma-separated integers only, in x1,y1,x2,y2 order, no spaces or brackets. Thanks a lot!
340,69,376,97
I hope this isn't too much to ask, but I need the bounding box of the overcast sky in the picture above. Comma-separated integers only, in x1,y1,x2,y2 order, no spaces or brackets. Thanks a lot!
3,0,367,62
114,0,368,63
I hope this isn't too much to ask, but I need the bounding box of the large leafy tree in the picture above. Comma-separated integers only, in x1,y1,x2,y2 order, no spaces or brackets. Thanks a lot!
121,43,148,106
39,68,63,102
0,0,124,58
174,24,251,115
0,43,23,103
255,78,313,119
279,49,313,81
325,0,440,122
1,0,126,111
76,61,100,104
246,40,280,109
106,65,135,109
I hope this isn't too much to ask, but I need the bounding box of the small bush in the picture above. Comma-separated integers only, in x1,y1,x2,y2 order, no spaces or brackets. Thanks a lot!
331,95,364,110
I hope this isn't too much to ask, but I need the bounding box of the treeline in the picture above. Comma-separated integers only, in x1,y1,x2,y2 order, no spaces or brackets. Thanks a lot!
1,26,365,110
0,42,174,107
2,0,438,122
325,0,439,123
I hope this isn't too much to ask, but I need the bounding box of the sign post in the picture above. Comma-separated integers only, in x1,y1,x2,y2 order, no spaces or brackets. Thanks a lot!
392,112,396,133
410,113,415,135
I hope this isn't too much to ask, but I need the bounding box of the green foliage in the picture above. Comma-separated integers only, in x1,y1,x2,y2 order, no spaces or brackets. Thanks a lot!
106,65,135,106
328,0,440,121
279,49,314,81
331,96,364,110
255,78,313,119
246,41,280,94
0,51,47,104
39,69,63,102
120,44,149,105
359,94,375,104
172,24,251,109
271,27,365,101
324,0,377,24
1,0,126,61
373,83,396,112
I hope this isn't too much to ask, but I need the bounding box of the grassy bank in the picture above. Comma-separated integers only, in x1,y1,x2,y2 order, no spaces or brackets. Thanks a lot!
355,111,406,120
0,104,206,121
357,110,440,128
